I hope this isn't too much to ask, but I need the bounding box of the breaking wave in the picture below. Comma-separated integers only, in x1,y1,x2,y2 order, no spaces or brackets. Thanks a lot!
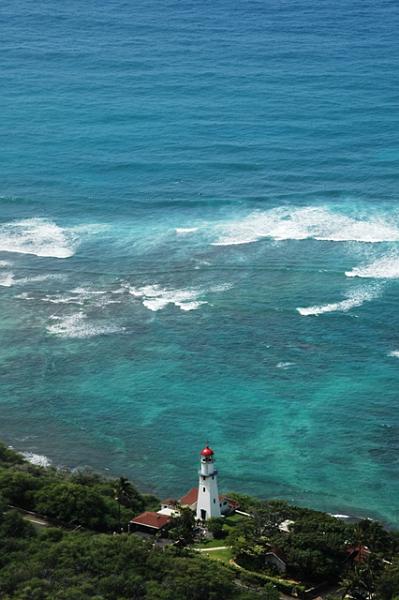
213,206,399,246
47,312,125,338
0,272,15,287
129,284,207,312
346,253,399,279
21,452,52,467
0,218,78,258
297,285,380,316
0,272,65,288
42,287,123,307
175,227,198,235
388,351,399,358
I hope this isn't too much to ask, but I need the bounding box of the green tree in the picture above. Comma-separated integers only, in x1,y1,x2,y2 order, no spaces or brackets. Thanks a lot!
0,443,24,465
353,519,392,554
339,556,381,600
0,470,41,510
260,583,280,600
375,557,399,600
207,517,225,539
169,507,195,546
0,510,36,539
113,476,136,533
35,482,108,530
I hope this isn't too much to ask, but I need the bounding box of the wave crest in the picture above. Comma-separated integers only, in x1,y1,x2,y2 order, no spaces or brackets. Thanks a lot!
129,284,207,312
297,285,380,316
47,312,124,338
213,207,399,246
0,218,78,258
21,452,52,467
346,253,399,279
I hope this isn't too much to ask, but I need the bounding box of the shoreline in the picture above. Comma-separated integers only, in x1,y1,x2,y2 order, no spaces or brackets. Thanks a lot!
12,442,394,530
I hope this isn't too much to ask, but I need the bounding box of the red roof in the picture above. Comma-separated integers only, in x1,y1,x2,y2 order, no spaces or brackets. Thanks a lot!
130,511,171,530
346,545,371,563
179,487,198,506
219,495,240,509
200,445,214,457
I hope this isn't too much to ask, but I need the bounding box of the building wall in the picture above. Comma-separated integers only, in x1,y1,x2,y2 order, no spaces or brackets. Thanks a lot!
196,470,221,520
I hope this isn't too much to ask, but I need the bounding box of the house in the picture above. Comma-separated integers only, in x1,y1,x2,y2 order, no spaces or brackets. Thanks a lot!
158,499,180,517
130,511,171,534
346,545,371,564
219,495,240,515
179,487,198,511
264,551,287,574
279,519,295,533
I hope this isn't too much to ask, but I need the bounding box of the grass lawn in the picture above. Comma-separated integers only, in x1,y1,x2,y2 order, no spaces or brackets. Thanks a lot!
204,548,232,564
194,537,227,549
223,514,246,526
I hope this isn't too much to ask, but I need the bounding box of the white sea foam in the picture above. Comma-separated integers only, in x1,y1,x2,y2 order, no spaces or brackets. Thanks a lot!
42,295,83,305
47,312,124,338
388,351,399,358
21,452,52,467
177,300,207,311
175,227,198,234
15,292,35,300
0,260,11,268
213,206,399,246
276,361,294,369
0,218,78,258
131,284,206,312
0,272,65,288
42,287,111,306
346,253,399,279
210,283,233,293
18,273,66,284
0,272,15,287
297,285,380,316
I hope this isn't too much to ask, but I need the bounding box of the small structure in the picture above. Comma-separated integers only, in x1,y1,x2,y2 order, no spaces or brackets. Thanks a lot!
130,511,171,534
346,545,371,564
219,495,240,515
279,519,295,533
158,499,180,518
196,445,221,521
264,552,287,574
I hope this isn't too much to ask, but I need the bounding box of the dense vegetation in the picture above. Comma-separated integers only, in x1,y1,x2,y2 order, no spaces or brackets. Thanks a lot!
225,494,399,599
1,443,399,599
0,444,256,599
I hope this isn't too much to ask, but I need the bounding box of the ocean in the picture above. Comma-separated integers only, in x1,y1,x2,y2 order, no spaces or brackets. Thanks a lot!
1,0,399,526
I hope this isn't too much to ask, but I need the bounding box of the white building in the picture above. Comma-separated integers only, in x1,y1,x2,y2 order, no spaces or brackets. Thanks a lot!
195,445,221,521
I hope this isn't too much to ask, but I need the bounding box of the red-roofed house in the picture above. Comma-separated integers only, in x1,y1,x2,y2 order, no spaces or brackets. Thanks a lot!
179,487,198,510
179,488,238,516
346,545,371,564
130,511,171,533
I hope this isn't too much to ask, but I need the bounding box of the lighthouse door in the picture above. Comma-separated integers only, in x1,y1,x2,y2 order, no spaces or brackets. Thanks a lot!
201,509,206,520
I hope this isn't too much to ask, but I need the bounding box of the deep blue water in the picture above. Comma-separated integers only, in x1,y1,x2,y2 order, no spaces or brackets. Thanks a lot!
1,0,399,525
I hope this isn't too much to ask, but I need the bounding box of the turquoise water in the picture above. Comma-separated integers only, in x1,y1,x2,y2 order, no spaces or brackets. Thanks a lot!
1,0,399,525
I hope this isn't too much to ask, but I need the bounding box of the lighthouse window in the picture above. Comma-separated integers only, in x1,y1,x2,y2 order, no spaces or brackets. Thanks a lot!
213,499,216,503
203,487,205,492
212,475,214,480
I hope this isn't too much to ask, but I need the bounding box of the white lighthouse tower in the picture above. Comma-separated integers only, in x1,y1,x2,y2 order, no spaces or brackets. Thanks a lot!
196,445,221,521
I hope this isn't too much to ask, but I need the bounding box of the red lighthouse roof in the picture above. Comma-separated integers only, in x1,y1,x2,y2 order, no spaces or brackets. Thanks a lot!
200,445,214,457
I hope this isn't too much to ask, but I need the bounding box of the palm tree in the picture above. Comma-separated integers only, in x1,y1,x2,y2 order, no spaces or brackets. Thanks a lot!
114,476,135,533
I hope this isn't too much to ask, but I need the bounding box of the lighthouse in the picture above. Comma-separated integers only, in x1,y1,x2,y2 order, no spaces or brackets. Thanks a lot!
196,445,221,521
